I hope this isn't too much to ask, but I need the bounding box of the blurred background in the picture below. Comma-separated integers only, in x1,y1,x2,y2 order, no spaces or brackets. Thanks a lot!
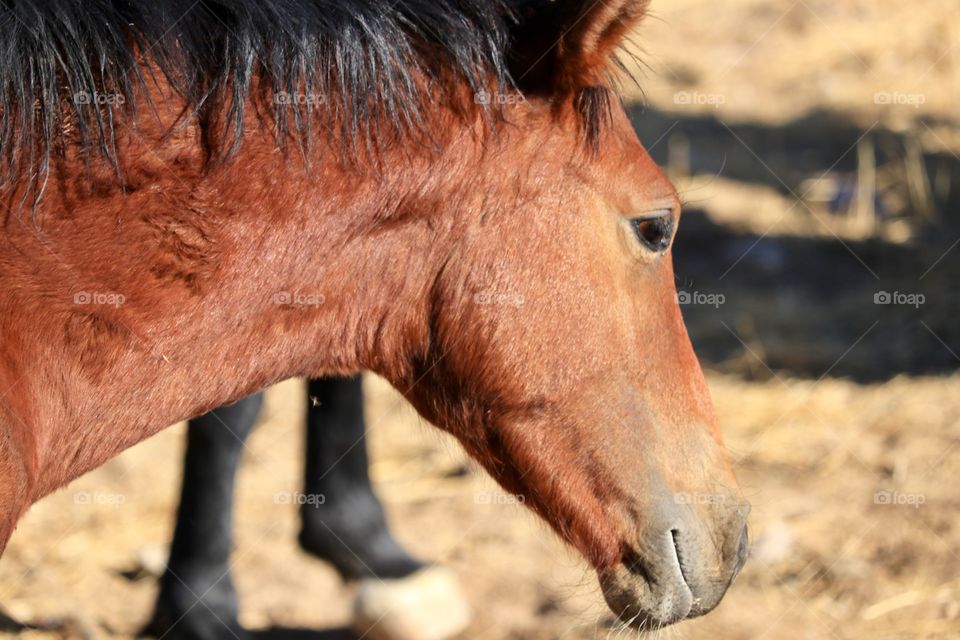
1,0,958,638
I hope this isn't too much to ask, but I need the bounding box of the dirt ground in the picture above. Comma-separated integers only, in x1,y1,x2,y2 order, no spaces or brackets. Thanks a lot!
1,372,958,640
1,1,959,639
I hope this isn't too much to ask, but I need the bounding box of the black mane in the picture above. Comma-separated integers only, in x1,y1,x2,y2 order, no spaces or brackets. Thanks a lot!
0,0,529,199
0,0,631,204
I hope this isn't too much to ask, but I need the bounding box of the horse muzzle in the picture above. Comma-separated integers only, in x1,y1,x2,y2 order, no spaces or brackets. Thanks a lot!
599,497,750,627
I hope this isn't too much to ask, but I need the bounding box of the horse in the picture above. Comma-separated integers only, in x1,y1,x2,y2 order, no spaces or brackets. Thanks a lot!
0,0,749,628
147,376,465,640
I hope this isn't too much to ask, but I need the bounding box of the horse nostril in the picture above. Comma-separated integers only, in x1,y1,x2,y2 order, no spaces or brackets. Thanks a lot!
670,528,691,588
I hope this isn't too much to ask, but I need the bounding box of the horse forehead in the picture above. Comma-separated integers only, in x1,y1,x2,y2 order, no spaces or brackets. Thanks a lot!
590,132,677,213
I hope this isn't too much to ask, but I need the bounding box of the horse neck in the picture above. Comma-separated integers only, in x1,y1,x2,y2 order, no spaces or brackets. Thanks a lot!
0,100,478,531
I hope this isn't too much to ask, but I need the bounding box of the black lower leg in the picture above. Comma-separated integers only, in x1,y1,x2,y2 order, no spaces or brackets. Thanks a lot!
298,375,424,580
145,394,264,640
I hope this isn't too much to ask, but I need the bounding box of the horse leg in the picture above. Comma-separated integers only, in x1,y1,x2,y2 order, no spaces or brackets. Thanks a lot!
298,375,424,579
301,379,473,640
145,393,264,640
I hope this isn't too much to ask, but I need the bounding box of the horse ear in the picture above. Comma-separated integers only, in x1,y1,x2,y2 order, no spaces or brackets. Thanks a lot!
511,0,650,94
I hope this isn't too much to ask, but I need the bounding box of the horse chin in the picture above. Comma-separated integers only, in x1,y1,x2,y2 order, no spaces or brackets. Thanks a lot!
598,563,694,630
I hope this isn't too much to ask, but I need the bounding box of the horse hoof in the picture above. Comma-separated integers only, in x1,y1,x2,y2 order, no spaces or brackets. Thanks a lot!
143,575,247,640
351,566,472,640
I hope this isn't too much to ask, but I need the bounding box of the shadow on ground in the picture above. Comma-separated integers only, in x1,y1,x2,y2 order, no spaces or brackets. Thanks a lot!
627,104,960,221
622,104,960,382
673,208,959,382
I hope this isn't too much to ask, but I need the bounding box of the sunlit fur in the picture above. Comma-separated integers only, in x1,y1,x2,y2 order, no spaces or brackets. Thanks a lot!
0,0,746,628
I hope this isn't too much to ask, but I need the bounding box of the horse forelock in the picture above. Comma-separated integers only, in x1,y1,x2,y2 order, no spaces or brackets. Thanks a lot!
0,0,643,206
0,0,516,199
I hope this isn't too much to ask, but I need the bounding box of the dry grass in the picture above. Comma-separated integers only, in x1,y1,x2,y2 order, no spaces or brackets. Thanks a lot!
630,0,960,145
1,373,957,639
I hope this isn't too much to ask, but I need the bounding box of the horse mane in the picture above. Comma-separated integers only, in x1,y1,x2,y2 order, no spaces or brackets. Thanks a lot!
0,0,636,203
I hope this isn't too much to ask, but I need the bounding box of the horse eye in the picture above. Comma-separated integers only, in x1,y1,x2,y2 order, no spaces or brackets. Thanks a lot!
629,213,674,253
